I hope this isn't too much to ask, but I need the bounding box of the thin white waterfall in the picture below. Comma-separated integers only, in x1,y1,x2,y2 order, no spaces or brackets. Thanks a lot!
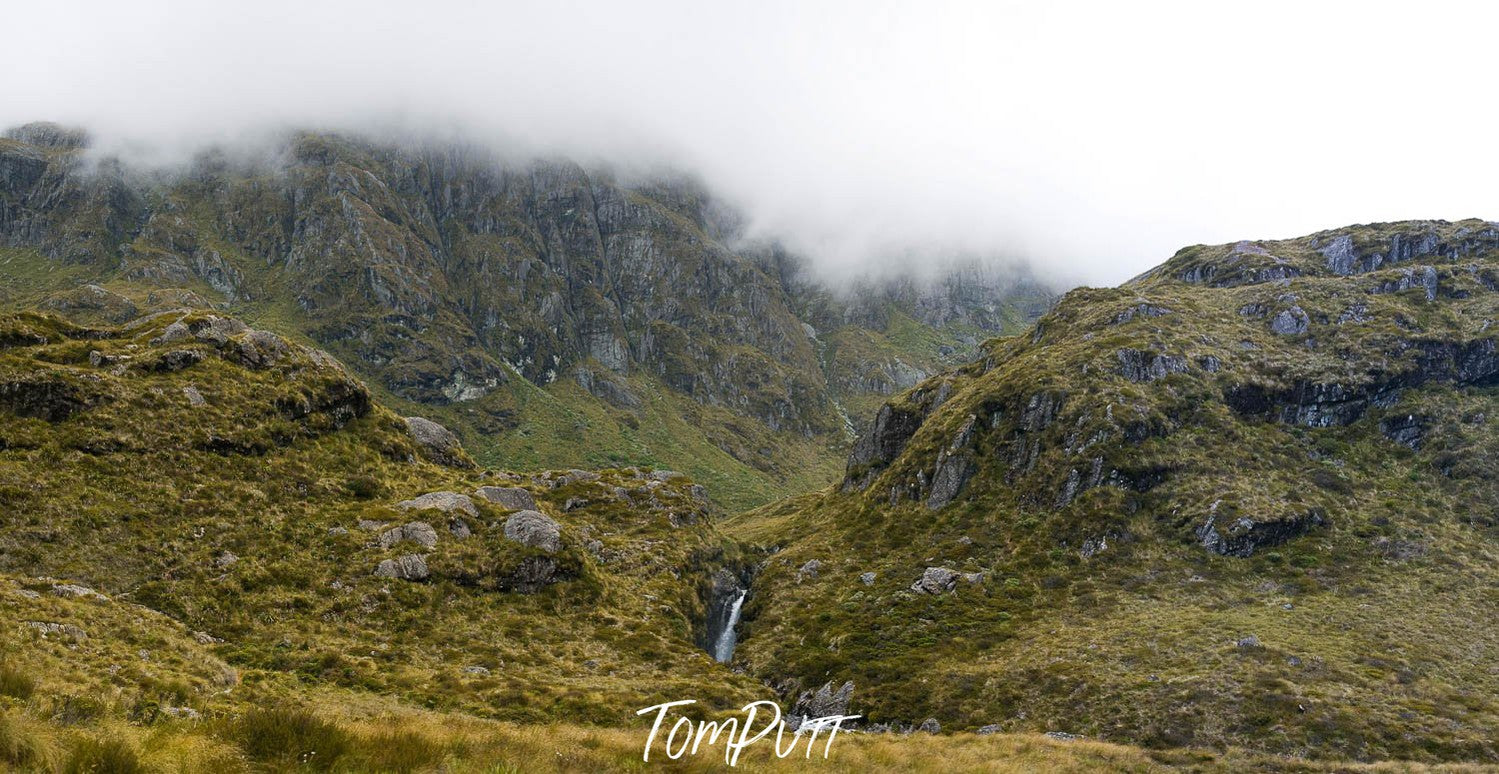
712,589,747,662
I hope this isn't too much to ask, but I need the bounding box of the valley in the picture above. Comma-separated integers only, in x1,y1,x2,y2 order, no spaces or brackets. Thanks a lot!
0,122,1496,771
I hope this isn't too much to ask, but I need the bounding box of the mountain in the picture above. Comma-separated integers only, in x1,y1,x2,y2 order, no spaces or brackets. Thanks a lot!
0,215,1495,770
0,121,1055,509
728,219,1499,762
4,117,1496,769
0,298,1461,774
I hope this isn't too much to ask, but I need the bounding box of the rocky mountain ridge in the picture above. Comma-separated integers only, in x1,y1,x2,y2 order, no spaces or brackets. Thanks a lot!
728,218,1499,762
0,121,1054,506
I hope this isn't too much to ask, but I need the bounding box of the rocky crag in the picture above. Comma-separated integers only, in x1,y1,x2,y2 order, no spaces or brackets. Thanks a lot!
0,122,1054,508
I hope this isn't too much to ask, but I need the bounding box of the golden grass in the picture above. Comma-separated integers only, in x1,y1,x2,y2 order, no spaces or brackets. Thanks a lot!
10,707,1494,774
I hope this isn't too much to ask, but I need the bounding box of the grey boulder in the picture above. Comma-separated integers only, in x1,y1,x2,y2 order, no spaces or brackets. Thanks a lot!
503,510,562,553
404,416,473,469
474,486,538,511
374,554,430,581
379,522,439,549
910,567,959,594
397,491,478,520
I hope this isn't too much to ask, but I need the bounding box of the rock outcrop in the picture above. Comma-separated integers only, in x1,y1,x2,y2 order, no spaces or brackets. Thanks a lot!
396,491,478,520
404,416,473,468
910,567,959,594
502,510,562,553
374,554,430,581
378,522,440,549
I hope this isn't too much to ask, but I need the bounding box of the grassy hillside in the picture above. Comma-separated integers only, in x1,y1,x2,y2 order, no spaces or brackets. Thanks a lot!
727,220,1499,764
0,310,771,729
0,575,1479,772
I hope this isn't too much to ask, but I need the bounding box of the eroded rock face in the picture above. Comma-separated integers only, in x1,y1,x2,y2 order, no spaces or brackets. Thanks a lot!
498,556,562,593
1379,414,1426,449
151,349,203,373
927,452,975,509
1225,338,1499,430
1370,266,1440,300
845,402,930,490
404,416,473,468
575,366,641,409
1319,228,1498,276
1196,511,1325,557
793,680,854,720
1114,303,1172,325
50,583,107,600
536,469,601,489
1270,306,1310,335
503,510,562,553
229,330,291,369
796,559,821,583
1116,348,1188,383
0,373,107,421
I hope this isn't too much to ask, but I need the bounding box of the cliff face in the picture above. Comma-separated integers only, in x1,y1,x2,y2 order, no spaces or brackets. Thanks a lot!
0,123,1054,504
840,220,1499,523
730,219,1499,760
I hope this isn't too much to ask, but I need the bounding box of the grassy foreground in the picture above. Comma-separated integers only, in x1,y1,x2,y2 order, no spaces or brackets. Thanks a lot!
3,701,1492,773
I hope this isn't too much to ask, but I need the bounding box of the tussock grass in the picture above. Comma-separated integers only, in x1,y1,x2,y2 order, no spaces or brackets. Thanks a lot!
230,707,352,771
62,735,144,774
0,661,36,700
2,705,1489,773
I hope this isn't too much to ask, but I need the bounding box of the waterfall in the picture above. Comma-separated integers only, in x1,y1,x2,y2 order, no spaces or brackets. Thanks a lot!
711,589,747,663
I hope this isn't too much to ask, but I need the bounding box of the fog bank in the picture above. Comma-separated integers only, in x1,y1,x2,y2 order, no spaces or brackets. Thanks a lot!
4,1,1497,286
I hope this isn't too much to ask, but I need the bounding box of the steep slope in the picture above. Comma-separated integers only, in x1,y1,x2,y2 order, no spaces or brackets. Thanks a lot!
728,219,1499,762
0,122,1055,508
0,309,768,729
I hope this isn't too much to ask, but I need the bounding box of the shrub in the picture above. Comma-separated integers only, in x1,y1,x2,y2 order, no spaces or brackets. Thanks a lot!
63,737,142,774
232,706,351,771
0,663,35,700
346,475,384,499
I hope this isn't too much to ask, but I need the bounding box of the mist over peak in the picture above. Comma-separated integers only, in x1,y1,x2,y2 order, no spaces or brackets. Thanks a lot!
6,1,1497,287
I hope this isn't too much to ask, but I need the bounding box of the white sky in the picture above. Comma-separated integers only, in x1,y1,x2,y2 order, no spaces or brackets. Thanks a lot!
3,0,1496,286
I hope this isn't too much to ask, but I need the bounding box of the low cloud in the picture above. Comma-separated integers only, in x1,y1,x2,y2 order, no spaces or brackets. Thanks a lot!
4,1,1497,287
